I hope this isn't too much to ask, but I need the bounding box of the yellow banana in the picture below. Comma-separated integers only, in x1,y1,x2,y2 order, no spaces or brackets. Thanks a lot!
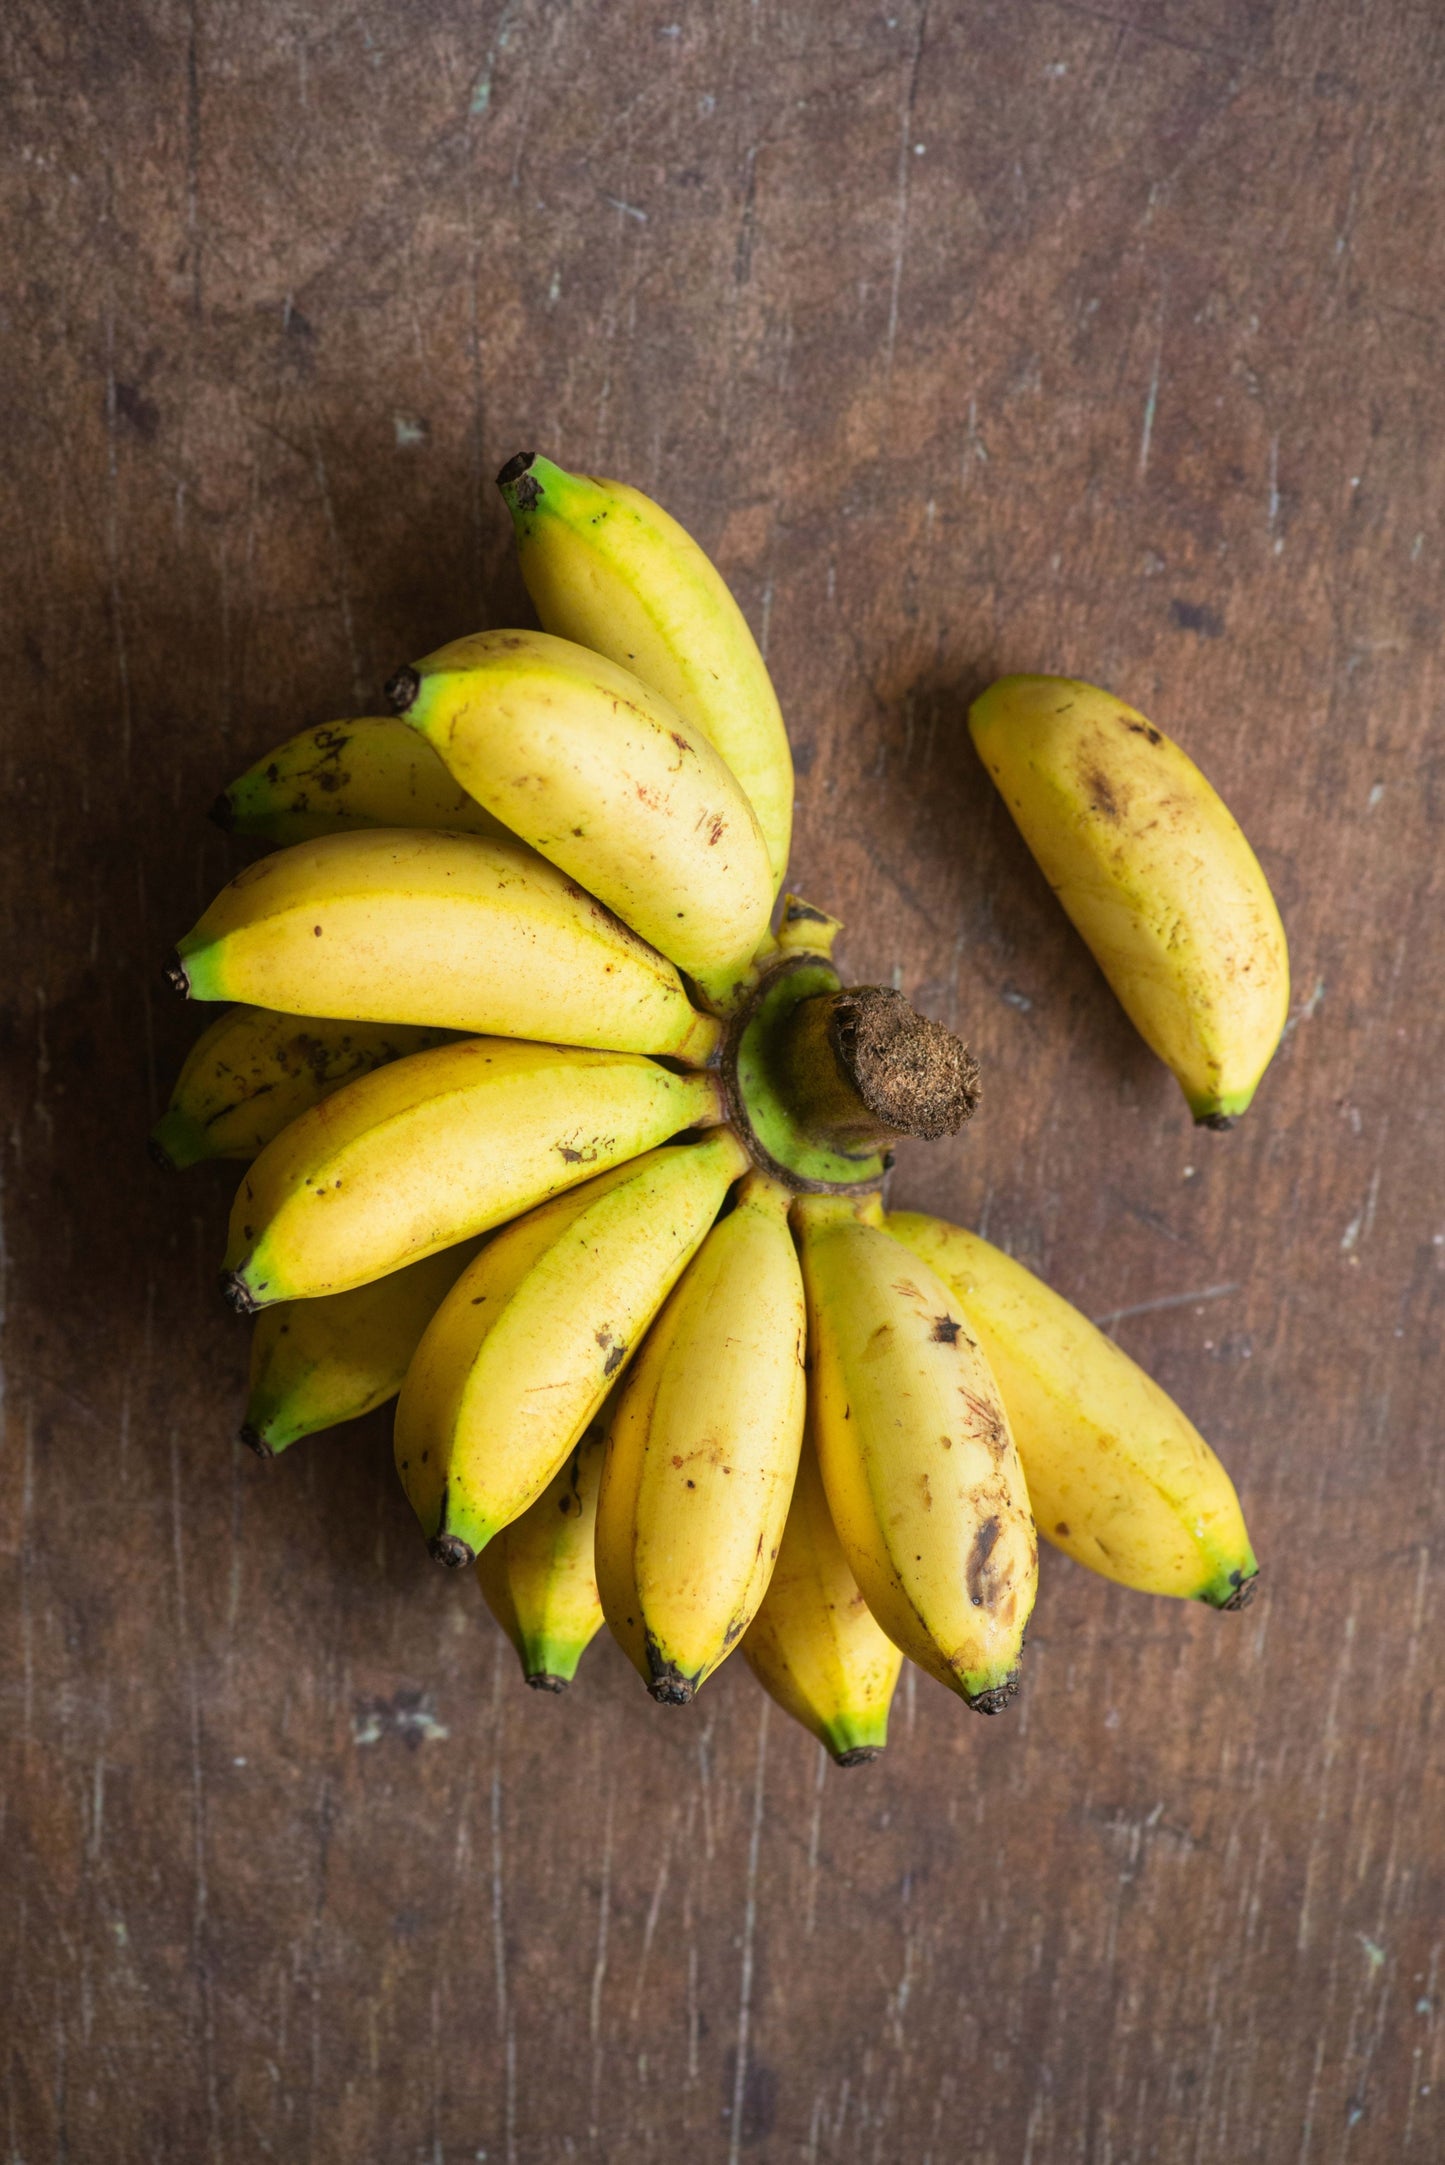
211,716,509,844
395,1133,747,1564
150,1006,453,1170
385,629,775,1008
596,1171,807,1703
475,1418,609,1689
794,1194,1037,1712
242,1240,481,1456
742,1430,903,1763
887,1211,1258,1606
497,453,793,889
969,675,1289,1124
221,1037,725,1312
168,829,720,1063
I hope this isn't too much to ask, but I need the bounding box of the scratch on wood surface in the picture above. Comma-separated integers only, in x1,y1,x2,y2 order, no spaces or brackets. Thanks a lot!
884,2,931,380
1138,292,1166,478
804,1743,827,1938
727,1695,770,2165
102,313,134,776
1092,1282,1239,1330
627,1804,676,2022
488,1640,518,2165
587,1778,617,2144
170,1432,221,2159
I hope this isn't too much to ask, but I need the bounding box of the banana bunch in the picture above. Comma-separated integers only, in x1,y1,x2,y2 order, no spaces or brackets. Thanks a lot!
153,452,1267,1771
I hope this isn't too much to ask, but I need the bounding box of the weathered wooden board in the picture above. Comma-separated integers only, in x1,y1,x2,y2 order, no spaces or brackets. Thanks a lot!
2,2,1441,2159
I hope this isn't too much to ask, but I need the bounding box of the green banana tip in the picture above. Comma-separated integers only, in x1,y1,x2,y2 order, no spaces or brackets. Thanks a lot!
384,664,421,716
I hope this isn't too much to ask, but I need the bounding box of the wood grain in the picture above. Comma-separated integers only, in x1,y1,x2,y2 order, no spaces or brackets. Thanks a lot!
2,3,1441,2159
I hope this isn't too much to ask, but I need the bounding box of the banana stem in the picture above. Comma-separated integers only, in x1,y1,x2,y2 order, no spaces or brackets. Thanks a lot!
775,988,980,1158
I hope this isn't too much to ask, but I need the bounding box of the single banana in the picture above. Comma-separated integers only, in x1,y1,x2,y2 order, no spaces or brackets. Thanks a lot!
395,1133,748,1564
150,1006,452,1169
969,675,1290,1124
475,1418,610,1690
167,829,720,1063
211,716,509,844
497,453,793,889
386,629,775,1009
794,1194,1037,1712
596,1171,807,1703
242,1240,481,1456
742,1430,903,1764
221,1036,725,1312
887,1211,1259,1607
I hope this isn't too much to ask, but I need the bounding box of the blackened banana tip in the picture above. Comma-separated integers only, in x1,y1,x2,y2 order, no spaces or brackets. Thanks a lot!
967,1676,1019,1716
526,1673,569,1694
833,1746,882,1767
208,790,235,832
428,1532,475,1570
495,449,537,488
646,1672,695,1707
220,1271,259,1318
146,1133,177,1173
239,1424,272,1460
163,951,191,999
385,664,421,715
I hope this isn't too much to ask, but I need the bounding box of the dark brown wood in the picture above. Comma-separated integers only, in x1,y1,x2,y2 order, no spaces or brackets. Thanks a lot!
2,4,1442,2160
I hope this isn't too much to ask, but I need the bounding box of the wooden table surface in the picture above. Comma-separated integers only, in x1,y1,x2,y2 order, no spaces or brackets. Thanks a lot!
3,4,1441,2159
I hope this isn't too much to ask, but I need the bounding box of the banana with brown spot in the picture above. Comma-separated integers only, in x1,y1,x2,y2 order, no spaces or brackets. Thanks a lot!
150,1006,453,1170
742,1426,903,1763
386,628,775,1010
221,1036,726,1311
497,453,794,891
212,715,510,845
969,675,1289,1124
793,1193,1037,1711
395,1134,748,1565
596,1171,807,1703
242,1239,483,1456
169,828,720,1063
475,1417,611,1690
887,1210,1258,1608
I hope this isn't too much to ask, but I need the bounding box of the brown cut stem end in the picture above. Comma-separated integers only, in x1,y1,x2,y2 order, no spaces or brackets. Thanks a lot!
777,985,981,1159
239,1424,273,1460
1215,1568,1260,1612
1195,1111,1238,1132
525,1672,569,1694
833,1745,882,1767
163,952,191,999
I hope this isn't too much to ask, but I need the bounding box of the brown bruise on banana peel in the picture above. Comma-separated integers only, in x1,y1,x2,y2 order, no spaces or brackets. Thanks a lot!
971,679,1287,1122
